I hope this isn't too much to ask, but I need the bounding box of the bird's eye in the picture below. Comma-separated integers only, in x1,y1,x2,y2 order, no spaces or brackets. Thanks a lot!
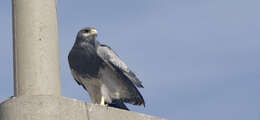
83,29,90,33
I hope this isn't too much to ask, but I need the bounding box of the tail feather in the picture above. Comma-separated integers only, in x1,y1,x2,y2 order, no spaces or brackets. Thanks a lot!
107,100,129,110
122,86,145,107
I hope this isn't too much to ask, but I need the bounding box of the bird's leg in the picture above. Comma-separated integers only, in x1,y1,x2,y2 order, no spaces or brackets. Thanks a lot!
100,96,109,110
100,96,106,106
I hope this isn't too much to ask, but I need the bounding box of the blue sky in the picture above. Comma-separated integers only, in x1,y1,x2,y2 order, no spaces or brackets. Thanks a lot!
1,0,260,119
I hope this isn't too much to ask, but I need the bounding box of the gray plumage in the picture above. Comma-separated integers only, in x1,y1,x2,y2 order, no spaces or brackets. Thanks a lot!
68,27,145,110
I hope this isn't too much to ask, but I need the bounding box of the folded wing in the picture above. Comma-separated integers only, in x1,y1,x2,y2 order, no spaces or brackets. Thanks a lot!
97,44,143,88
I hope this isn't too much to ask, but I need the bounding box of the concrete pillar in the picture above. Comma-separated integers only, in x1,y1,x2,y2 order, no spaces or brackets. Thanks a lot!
12,0,61,96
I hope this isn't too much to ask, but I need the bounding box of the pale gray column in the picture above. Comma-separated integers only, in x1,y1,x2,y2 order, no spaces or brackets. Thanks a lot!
13,0,61,96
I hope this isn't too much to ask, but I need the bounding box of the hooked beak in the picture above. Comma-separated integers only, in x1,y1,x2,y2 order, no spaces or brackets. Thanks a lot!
90,29,98,36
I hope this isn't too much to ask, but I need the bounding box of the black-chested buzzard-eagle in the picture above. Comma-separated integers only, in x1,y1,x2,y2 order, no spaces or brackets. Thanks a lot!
68,27,145,110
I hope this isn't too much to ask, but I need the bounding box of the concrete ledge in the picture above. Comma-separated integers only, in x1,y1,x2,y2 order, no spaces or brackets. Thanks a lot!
0,95,165,120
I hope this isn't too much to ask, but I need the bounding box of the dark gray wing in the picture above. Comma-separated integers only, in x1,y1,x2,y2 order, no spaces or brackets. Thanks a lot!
97,44,143,88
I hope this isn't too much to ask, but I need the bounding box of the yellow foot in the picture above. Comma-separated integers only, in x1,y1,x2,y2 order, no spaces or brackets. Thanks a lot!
100,96,107,106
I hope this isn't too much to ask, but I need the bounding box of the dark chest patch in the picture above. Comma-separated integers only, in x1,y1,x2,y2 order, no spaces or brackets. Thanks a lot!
68,47,102,77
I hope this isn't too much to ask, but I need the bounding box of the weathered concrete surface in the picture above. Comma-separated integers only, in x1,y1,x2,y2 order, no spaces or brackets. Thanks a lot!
0,96,166,120
13,0,61,96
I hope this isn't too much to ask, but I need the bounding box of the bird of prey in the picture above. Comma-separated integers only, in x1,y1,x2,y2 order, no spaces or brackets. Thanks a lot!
68,27,145,110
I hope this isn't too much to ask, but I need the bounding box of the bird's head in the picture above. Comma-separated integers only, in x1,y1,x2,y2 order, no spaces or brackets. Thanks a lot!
76,27,98,48
78,27,98,39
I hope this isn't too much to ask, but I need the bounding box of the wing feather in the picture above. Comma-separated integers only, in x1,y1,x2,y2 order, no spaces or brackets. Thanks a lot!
97,44,143,88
